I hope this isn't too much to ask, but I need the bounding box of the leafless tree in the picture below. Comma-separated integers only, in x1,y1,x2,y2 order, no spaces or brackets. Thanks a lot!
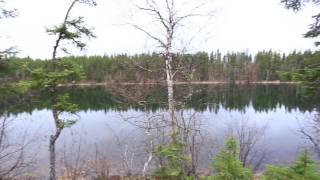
226,118,269,171
103,123,138,176
298,110,320,159
141,108,155,177
108,84,176,176
116,112,173,176
55,129,115,180
59,131,91,180
0,114,34,179
110,83,214,176
177,110,206,175
129,0,215,132
116,1,217,175
89,145,111,180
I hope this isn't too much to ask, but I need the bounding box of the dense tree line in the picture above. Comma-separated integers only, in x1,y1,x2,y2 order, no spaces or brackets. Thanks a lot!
1,50,318,83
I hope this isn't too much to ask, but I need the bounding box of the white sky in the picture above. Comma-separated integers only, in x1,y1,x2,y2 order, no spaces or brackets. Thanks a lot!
0,0,318,59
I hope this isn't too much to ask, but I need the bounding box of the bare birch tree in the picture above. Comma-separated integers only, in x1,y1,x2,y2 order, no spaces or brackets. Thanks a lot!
129,0,215,132
108,85,167,176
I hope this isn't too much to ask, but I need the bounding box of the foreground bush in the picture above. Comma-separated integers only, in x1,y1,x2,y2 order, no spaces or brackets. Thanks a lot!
263,150,320,180
211,137,252,180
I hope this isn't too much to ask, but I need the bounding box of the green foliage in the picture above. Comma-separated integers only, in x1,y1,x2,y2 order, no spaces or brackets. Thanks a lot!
26,60,83,130
282,0,320,46
263,150,320,180
255,51,281,81
205,176,215,180
26,60,84,131
280,0,320,95
153,132,186,178
54,94,79,128
263,165,289,180
211,137,252,180
47,16,95,52
289,151,320,179
292,64,320,92
279,51,320,96
0,81,32,99
55,94,79,114
1,50,318,88
29,59,84,90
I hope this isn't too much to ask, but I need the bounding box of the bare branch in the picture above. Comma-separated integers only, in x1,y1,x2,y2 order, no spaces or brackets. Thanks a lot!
131,24,166,48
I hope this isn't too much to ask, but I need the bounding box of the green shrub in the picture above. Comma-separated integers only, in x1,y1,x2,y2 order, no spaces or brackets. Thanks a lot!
153,132,186,178
263,150,320,180
211,137,252,180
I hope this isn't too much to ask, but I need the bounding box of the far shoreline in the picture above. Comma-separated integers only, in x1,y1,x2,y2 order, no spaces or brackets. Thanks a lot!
63,80,300,87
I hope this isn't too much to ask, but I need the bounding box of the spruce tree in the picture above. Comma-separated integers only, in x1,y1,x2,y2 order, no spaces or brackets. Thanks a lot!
211,137,252,180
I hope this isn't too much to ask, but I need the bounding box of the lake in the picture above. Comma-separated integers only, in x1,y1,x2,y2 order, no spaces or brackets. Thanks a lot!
0,84,319,177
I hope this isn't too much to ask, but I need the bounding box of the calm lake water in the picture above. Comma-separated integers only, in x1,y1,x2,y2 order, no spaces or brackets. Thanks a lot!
1,84,319,176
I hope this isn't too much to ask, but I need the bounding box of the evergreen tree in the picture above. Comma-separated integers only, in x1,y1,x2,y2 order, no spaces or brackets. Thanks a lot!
153,132,185,178
281,1,320,94
211,137,252,180
281,0,320,45
263,150,320,180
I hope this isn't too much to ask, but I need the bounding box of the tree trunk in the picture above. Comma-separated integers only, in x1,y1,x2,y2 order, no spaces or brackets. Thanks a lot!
49,94,62,180
49,122,63,180
165,54,177,132
49,136,57,180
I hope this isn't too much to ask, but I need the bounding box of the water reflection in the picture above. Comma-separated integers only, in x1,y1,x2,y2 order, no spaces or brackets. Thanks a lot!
0,84,318,178
0,84,317,115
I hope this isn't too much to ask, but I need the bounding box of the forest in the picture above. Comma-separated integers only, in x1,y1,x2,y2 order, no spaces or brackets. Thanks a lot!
1,0,320,179
0,50,318,84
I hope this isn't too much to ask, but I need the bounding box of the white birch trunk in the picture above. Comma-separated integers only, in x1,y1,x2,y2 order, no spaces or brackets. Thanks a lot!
165,52,177,132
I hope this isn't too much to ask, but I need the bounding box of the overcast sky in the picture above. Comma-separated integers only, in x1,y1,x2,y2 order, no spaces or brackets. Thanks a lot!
0,0,318,59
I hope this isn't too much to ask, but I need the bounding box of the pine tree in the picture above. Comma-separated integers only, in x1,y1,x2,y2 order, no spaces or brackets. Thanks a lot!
288,150,320,180
263,150,320,180
153,132,185,178
211,137,252,180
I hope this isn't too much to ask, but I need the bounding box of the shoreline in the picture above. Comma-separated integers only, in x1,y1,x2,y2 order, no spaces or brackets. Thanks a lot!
64,81,300,86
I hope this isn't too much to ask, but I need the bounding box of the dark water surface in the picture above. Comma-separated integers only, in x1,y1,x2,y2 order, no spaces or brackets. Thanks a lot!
1,84,319,176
